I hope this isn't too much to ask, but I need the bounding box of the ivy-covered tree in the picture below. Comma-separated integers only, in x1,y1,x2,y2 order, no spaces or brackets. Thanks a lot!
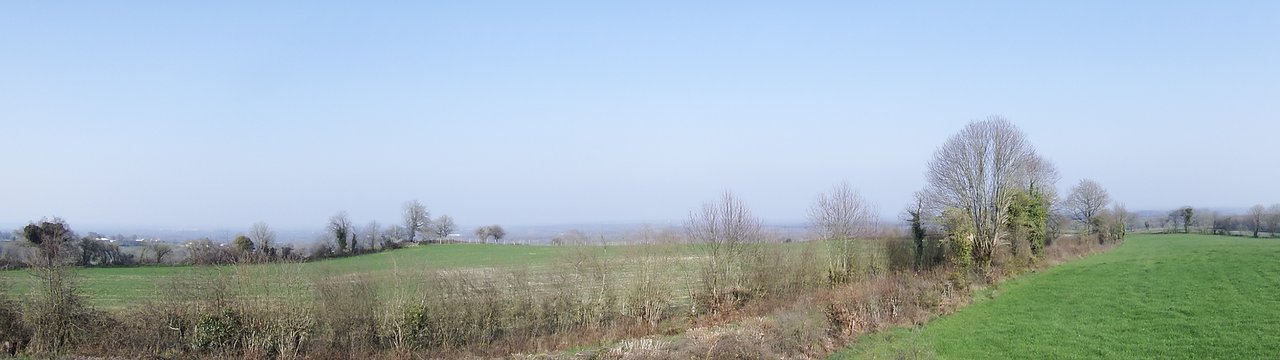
232,235,255,252
328,211,353,254
21,217,77,267
906,192,929,270
941,207,975,269
1006,190,1049,257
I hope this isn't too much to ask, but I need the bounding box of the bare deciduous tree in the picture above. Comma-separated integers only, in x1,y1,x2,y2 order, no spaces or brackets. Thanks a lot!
1249,204,1266,238
383,224,406,245
687,191,762,257
249,221,276,254
363,221,381,251
328,211,353,253
1166,209,1184,233
1196,210,1218,235
433,215,457,242
1268,204,1280,237
1064,179,1111,233
487,225,506,243
923,116,1040,267
1023,154,1061,200
468,225,506,244
1099,202,1131,244
685,191,763,302
809,181,874,242
551,229,593,246
402,200,430,243
808,181,875,283
1045,210,1068,245
150,242,172,264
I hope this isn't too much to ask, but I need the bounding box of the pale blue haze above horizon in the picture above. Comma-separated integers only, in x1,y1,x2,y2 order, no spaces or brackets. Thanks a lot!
2,1,1277,230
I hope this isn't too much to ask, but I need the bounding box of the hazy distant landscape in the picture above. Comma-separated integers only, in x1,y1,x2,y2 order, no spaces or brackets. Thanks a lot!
3,1,1278,359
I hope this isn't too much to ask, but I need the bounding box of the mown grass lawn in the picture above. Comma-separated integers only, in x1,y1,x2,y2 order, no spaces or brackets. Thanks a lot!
835,233,1280,359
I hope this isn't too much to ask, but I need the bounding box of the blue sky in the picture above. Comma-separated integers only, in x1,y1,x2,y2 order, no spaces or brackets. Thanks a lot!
2,1,1277,229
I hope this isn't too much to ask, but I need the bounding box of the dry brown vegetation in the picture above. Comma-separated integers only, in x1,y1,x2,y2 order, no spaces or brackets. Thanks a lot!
0,119,1129,359
592,235,1113,360
0,231,1113,359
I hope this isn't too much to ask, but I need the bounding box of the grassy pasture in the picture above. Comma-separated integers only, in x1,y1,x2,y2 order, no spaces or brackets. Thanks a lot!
0,240,859,309
0,243,632,307
835,233,1280,359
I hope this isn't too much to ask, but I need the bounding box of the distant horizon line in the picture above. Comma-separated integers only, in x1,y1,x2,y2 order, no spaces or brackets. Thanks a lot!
1,205,1262,233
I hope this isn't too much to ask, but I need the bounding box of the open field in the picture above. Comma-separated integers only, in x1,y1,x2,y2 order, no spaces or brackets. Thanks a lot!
835,233,1280,359
0,231,1116,358
0,241,839,308
0,243,627,307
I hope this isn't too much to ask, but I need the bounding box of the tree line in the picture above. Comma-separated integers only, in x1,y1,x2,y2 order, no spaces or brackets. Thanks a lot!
4,200,507,268
1140,204,1280,238
0,116,1136,358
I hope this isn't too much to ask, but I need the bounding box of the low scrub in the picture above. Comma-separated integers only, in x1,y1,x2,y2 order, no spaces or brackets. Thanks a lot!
596,235,1113,359
0,235,1112,359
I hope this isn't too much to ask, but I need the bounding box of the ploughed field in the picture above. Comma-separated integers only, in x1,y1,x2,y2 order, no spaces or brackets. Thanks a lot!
836,233,1280,359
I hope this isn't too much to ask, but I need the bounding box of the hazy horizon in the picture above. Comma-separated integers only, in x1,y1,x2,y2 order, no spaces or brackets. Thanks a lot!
4,2,1278,230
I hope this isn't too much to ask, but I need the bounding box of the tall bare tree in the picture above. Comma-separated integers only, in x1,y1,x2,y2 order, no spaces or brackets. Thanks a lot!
1196,210,1218,235
149,242,172,264
474,227,491,243
433,215,457,241
402,200,430,243
363,221,381,251
809,181,875,242
685,191,763,300
1249,204,1266,238
328,211,353,253
1268,204,1280,237
1023,154,1061,199
1064,179,1111,233
248,221,276,255
923,116,1040,267
809,181,875,283
487,225,506,243
1105,203,1131,243
383,224,407,245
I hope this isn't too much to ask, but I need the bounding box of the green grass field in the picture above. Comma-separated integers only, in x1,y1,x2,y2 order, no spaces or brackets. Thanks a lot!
0,243,614,307
835,233,1280,359
0,239,861,312
0,241,838,308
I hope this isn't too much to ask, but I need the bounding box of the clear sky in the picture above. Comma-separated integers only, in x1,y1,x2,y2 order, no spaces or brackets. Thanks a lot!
2,1,1277,230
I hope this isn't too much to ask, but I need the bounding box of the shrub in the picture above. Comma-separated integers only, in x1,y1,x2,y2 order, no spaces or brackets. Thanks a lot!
312,271,379,354
883,238,918,272
23,266,100,354
0,278,29,357
308,240,337,259
191,308,244,352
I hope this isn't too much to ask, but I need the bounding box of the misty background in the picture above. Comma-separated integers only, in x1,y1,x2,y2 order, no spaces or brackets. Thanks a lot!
2,2,1277,237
